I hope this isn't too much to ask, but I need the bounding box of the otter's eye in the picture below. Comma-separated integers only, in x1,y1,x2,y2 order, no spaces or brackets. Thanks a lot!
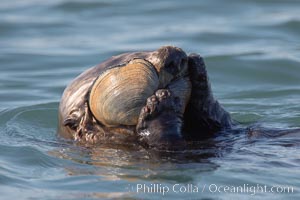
165,61,178,75
180,58,187,69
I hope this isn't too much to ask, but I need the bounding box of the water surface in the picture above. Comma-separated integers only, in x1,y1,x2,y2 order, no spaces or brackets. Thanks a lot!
1,0,300,199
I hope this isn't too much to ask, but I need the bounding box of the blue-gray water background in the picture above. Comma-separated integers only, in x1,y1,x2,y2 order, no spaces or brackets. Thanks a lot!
1,0,300,199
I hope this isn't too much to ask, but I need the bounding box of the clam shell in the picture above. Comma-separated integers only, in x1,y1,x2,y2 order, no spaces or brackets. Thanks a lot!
89,59,159,126
167,76,191,114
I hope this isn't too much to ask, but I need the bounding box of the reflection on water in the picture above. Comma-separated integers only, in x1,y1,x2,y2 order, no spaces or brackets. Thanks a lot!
1,0,300,199
50,126,300,199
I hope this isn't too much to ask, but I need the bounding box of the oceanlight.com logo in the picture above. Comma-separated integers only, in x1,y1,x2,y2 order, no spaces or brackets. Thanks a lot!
127,183,295,196
207,184,294,196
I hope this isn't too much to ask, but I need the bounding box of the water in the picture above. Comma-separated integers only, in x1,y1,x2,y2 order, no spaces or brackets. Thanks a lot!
1,0,300,199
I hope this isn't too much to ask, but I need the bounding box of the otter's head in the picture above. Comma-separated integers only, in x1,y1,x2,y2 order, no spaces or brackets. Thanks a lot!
88,46,191,148
147,46,189,88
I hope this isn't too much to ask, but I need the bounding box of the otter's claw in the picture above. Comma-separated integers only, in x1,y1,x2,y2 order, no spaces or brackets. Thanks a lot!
145,95,158,115
155,89,171,100
142,89,173,118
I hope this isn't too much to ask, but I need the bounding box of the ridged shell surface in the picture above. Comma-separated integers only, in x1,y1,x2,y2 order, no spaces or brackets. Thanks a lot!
89,59,159,126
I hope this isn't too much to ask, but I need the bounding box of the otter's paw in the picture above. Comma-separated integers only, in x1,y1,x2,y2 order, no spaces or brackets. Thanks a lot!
136,95,158,124
141,89,176,119
188,53,209,90
155,89,170,101
137,89,180,131
154,89,180,113
146,94,159,115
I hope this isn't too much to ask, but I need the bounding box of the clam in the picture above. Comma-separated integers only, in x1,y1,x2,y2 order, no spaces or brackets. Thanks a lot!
89,59,159,127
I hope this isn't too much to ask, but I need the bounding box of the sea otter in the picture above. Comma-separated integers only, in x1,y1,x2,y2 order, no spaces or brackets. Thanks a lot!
58,46,232,147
